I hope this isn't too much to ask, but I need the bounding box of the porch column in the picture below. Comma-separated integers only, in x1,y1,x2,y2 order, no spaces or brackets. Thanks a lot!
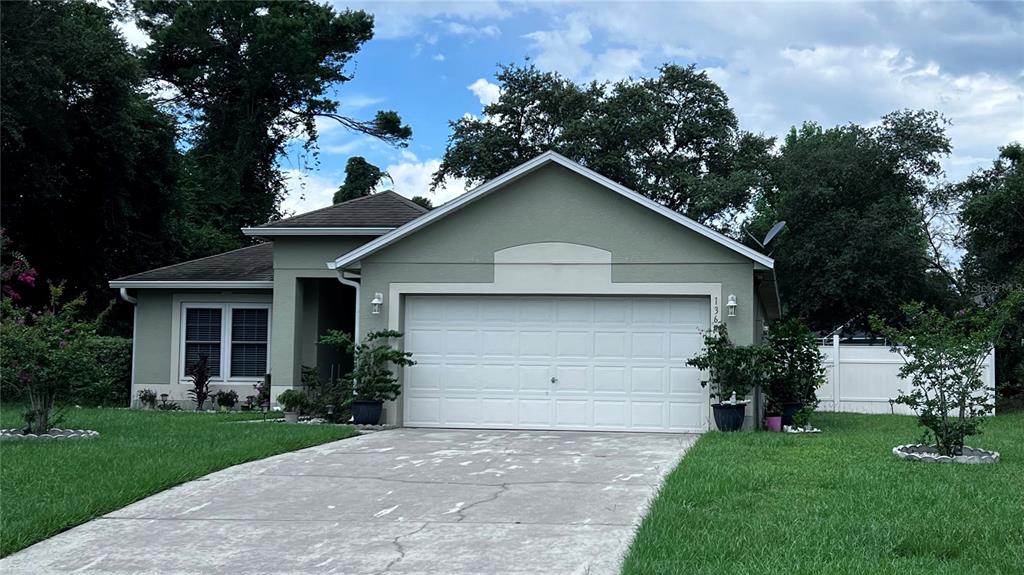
270,271,302,405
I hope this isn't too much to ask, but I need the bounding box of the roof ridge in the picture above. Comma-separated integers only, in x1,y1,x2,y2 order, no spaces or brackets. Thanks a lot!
112,242,270,281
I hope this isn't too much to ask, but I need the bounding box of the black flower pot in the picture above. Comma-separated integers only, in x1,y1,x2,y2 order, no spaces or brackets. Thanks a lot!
351,400,383,425
712,403,746,432
781,402,803,426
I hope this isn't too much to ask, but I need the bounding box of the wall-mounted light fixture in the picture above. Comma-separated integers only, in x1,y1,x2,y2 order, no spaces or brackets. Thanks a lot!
370,292,384,315
726,294,737,317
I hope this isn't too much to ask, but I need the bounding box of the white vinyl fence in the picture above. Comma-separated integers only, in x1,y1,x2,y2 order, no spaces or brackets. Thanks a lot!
816,336,996,415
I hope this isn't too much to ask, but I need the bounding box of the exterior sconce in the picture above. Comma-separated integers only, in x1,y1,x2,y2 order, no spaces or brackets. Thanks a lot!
370,292,384,315
726,294,737,317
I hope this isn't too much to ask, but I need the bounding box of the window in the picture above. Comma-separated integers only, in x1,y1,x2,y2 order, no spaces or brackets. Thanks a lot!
181,304,270,381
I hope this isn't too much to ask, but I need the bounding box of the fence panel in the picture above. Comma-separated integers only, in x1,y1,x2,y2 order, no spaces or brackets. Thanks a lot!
816,335,996,415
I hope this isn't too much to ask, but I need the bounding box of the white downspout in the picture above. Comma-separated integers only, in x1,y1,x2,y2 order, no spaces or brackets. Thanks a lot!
336,275,360,343
118,288,138,407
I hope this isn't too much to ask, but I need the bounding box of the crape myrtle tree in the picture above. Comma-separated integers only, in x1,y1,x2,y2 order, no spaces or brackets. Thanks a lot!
130,0,411,255
748,110,957,331
431,63,774,235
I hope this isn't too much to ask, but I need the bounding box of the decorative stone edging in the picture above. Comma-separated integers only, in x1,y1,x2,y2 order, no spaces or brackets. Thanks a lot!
783,425,821,434
0,428,100,441
893,443,1000,464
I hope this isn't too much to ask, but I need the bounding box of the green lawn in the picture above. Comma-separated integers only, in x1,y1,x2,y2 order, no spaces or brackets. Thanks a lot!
0,407,357,557
623,412,1024,575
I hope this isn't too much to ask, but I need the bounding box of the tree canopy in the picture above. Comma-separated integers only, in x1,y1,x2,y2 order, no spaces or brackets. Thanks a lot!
432,63,774,233
334,157,389,204
749,111,954,331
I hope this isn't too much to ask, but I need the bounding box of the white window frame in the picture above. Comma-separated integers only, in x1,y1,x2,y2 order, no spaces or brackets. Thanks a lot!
179,303,272,383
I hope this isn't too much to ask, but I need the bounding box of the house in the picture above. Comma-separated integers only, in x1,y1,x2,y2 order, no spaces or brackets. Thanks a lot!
110,152,779,432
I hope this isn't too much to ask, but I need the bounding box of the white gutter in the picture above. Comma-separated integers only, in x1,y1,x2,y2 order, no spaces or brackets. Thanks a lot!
336,275,361,344
242,227,393,237
118,288,138,407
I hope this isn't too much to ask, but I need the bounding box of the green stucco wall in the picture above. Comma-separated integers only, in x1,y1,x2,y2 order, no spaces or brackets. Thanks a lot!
356,163,757,343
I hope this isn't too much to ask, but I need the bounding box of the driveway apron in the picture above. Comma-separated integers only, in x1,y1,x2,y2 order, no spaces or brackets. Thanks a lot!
1,428,696,575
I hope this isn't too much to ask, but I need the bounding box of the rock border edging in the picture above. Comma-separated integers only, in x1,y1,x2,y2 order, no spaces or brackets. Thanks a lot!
893,443,999,464
0,428,100,441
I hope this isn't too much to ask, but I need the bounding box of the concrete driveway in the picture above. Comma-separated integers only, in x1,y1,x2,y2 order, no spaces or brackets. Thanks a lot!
1,428,696,575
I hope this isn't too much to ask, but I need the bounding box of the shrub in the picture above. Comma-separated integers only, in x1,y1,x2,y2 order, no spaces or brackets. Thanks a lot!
319,330,415,403
686,323,763,404
277,389,308,412
763,319,826,419
137,388,158,409
214,389,238,410
186,355,212,410
871,299,1017,456
67,335,131,406
303,365,354,423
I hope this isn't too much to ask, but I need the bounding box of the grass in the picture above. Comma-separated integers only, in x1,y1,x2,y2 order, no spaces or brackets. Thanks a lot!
622,412,1024,575
0,407,357,557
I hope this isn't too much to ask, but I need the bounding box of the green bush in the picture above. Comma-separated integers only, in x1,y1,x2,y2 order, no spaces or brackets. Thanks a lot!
66,336,131,407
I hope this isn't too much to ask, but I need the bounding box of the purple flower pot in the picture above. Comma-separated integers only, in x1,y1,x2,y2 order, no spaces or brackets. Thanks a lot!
765,416,782,432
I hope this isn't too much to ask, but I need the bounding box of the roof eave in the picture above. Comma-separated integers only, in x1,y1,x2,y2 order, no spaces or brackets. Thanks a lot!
242,227,394,237
109,281,274,289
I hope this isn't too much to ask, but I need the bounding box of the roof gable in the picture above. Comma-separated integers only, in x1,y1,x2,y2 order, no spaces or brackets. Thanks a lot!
330,152,773,270
243,191,427,236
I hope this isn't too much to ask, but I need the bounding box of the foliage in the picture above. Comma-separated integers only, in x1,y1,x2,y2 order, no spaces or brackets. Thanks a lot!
956,143,1024,402
0,283,99,433
751,111,955,331
333,157,390,204
214,389,238,410
185,355,212,411
137,389,158,409
0,230,38,302
870,300,1017,456
410,196,434,210
1,0,181,310
277,389,308,413
763,319,826,417
156,396,181,411
432,63,774,234
253,375,271,411
131,0,411,245
0,407,357,557
319,330,416,403
686,324,763,404
302,365,353,423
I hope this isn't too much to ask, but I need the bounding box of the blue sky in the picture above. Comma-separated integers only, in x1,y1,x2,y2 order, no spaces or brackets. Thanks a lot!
121,1,1024,216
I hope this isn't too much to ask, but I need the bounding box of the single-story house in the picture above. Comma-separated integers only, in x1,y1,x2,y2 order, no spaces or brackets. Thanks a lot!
111,152,779,432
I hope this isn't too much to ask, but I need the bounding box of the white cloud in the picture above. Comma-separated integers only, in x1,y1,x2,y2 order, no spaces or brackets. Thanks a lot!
467,78,501,107
382,157,469,205
337,1,509,40
432,53,446,62
443,21,501,38
523,13,594,79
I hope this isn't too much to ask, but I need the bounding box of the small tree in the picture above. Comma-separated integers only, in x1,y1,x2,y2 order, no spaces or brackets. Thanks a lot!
871,301,1014,456
319,329,415,402
186,355,212,410
686,323,762,404
763,318,826,423
0,284,90,433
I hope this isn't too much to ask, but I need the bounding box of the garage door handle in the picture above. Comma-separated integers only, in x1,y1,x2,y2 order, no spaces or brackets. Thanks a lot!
550,377,558,384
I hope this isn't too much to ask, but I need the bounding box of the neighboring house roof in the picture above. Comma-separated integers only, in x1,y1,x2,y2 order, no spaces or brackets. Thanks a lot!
330,151,775,270
109,243,274,289
242,191,428,236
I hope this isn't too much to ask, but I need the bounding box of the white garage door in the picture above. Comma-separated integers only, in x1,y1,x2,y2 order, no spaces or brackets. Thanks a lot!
402,295,709,432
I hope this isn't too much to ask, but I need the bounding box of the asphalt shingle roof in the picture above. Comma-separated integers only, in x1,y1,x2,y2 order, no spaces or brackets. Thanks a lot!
113,243,274,283
255,191,428,229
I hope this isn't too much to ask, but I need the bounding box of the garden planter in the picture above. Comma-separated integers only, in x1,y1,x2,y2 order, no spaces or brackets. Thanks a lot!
283,411,300,424
893,444,999,464
765,415,782,432
352,400,384,425
781,402,802,425
712,403,746,431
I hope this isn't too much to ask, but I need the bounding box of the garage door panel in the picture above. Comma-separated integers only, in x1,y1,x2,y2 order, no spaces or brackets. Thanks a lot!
403,295,709,432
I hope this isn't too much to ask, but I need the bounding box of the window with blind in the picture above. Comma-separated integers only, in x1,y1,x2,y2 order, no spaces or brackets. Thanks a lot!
181,304,270,381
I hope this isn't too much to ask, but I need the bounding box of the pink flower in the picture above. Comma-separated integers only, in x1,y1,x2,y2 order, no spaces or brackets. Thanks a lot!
59,340,68,349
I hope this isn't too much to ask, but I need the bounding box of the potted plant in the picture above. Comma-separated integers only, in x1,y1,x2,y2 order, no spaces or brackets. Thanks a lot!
137,388,158,410
319,329,416,425
687,323,761,431
764,394,783,432
277,389,307,423
763,319,826,427
215,389,238,412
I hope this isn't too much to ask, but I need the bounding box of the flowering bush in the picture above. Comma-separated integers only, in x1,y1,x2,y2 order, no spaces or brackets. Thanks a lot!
0,229,37,302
